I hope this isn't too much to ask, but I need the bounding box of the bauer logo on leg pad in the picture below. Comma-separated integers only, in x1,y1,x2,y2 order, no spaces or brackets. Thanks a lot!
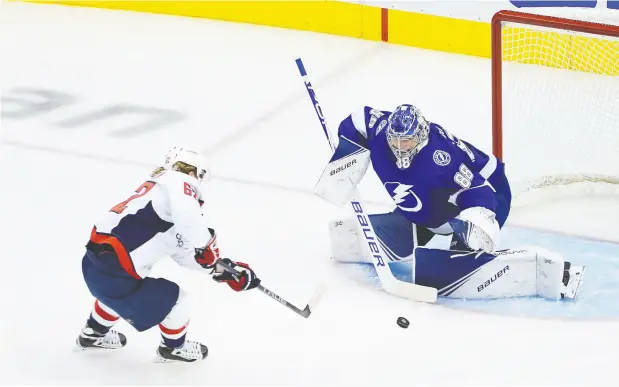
477,265,510,293
351,201,385,267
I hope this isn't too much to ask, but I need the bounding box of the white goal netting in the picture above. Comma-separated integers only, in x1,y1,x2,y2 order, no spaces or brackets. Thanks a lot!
498,8,619,206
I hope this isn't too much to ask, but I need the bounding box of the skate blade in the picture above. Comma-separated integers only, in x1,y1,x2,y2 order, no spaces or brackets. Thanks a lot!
153,354,202,363
154,348,208,363
73,344,120,353
154,354,174,363
74,339,124,353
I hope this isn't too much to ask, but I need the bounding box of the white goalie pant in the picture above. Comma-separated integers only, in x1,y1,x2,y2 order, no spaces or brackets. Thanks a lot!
329,217,577,300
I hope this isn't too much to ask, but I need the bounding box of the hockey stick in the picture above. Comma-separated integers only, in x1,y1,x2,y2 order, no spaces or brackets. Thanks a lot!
295,58,437,303
216,260,322,318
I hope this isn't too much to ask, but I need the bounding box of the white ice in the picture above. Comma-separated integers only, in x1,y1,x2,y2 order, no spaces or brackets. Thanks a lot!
2,2,619,385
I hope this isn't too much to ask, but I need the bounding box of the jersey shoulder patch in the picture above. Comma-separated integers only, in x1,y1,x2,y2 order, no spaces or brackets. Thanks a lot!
364,106,389,131
432,149,452,167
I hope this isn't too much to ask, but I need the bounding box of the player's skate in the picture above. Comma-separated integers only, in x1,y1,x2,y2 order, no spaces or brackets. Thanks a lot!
561,262,586,299
74,323,127,352
155,340,208,363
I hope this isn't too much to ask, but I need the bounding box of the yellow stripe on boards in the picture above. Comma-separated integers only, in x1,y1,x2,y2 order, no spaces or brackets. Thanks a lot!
20,0,383,41
387,8,491,58
16,0,619,76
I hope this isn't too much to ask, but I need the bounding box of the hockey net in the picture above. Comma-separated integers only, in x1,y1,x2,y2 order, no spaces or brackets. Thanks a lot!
492,9,619,208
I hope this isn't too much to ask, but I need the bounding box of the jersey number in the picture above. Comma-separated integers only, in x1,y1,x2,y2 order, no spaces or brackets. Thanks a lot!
110,181,156,214
454,164,473,189
184,182,198,199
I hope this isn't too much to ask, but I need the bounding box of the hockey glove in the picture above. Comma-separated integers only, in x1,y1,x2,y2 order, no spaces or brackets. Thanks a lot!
448,207,500,253
212,258,261,292
194,228,220,269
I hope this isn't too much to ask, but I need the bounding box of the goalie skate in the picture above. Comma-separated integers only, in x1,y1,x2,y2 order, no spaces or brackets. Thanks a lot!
74,325,127,352
561,262,586,299
154,340,208,363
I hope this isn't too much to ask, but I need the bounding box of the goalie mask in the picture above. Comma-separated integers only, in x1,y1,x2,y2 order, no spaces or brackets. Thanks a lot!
386,104,430,169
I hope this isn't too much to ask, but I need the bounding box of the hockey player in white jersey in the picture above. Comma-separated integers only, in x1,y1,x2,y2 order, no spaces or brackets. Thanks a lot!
75,147,260,363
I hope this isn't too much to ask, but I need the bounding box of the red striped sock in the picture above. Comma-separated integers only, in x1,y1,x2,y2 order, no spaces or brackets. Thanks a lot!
87,300,120,334
159,322,188,348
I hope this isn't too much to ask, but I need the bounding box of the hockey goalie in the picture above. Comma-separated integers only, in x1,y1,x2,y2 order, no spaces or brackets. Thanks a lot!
317,103,585,300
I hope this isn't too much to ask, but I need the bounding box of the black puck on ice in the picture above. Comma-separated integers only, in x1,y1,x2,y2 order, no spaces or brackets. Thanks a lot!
397,317,409,329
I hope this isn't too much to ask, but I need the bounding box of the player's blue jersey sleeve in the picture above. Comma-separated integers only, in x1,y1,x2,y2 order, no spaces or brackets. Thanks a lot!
429,123,498,214
454,175,497,212
337,106,390,149
337,114,368,148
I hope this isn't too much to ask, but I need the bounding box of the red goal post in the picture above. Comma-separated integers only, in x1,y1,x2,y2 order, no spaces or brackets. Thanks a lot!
491,9,619,193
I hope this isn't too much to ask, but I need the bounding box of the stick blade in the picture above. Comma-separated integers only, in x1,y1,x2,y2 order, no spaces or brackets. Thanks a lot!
386,281,438,303
300,284,325,318
300,305,312,318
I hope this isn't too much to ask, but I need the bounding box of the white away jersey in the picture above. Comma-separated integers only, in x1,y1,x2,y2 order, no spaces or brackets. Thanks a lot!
90,170,210,278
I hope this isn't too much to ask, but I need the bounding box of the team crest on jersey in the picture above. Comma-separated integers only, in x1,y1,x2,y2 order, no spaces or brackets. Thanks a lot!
384,182,423,212
433,150,451,166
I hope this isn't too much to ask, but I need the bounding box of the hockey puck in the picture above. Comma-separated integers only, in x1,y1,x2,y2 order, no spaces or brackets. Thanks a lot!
397,317,409,329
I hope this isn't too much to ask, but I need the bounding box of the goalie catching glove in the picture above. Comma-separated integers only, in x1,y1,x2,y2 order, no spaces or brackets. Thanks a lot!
194,228,260,292
448,207,500,253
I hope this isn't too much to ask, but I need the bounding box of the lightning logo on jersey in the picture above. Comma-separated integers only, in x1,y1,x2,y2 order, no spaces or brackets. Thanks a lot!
384,182,423,213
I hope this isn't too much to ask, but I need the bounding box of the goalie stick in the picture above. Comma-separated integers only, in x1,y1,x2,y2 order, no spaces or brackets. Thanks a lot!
216,260,322,318
294,58,438,304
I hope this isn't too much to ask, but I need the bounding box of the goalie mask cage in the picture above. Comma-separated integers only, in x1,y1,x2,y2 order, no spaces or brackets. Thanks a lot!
491,9,619,197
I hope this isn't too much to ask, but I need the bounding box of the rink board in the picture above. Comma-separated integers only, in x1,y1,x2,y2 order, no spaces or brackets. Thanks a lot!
11,0,495,58
16,0,619,76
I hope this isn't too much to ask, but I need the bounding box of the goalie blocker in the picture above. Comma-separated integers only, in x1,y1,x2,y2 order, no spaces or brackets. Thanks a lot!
313,136,371,207
329,213,585,300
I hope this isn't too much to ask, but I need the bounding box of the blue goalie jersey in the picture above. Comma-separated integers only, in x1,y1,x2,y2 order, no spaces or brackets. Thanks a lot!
337,106,511,230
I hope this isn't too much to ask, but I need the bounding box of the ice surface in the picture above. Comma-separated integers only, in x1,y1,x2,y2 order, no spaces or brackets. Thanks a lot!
2,2,619,385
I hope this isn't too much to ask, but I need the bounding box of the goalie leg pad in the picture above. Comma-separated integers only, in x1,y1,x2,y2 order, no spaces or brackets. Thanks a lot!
329,217,367,263
562,263,586,299
369,212,416,262
413,247,583,300
535,247,586,300
534,248,565,300
329,212,417,263
413,247,521,297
